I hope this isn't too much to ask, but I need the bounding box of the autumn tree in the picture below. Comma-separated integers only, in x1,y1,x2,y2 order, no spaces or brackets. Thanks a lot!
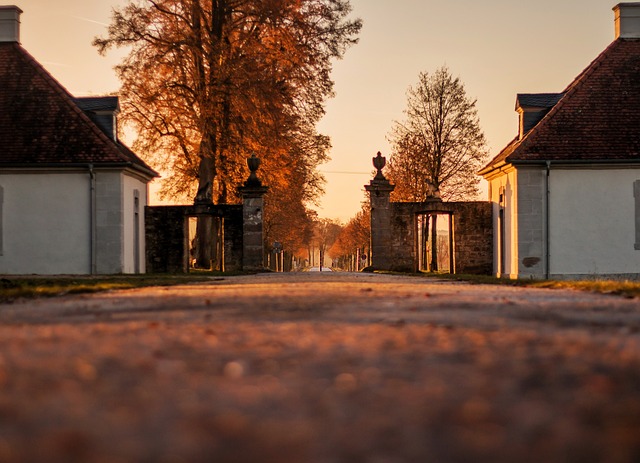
329,205,370,271
313,218,342,270
387,66,487,271
95,0,361,268
263,173,316,271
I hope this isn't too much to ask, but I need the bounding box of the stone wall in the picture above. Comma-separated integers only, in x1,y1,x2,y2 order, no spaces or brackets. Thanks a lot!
145,206,189,273
221,205,244,272
388,201,493,274
389,202,419,272
450,202,493,275
145,205,244,273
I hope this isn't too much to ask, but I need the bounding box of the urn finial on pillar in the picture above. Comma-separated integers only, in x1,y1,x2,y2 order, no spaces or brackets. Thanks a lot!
373,151,387,181
364,152,395,271
244,153,263,187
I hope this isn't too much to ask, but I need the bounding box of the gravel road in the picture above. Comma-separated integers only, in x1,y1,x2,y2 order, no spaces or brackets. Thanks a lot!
1,272,639,463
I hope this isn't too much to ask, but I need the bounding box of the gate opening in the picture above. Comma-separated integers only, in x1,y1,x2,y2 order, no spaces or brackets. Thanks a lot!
417,212,454,273
188,215,225,272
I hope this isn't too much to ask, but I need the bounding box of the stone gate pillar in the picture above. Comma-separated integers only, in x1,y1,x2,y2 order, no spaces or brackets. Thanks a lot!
365,152,395,270
238,154,268,271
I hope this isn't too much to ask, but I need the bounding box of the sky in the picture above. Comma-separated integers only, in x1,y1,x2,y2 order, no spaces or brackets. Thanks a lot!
15,0,616,222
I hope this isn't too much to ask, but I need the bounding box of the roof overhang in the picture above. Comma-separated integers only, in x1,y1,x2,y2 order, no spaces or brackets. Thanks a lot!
479,158,640,179
0,162,158,180
478,160,517,181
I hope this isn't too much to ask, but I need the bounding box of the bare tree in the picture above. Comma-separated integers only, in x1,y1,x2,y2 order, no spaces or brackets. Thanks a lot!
387,66,487,202
387,66,487,271
313,218,342,271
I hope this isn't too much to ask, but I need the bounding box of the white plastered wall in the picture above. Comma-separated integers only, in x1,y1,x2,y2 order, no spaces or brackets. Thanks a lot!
122,172,148,274
516,167,547,279
549,168,640,277
488,168,518,278
0,171,91,274
94,170,123,274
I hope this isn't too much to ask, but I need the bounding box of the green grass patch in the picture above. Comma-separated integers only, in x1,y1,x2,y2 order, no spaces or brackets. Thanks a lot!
4,271,639,303
418,272,640,298
528,279,640,298
0,274,222,303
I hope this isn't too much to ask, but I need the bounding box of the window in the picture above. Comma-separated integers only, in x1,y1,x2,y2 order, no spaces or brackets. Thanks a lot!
634,181,640,250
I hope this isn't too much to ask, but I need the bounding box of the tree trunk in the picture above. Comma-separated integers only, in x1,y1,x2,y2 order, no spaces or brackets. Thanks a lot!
212,218,221,271
195,153,214,204
422,214,428,271
194,215,213,269
430,214,438,272
193,143,216,266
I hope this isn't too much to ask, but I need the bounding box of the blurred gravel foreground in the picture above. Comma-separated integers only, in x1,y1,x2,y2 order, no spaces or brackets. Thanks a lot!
0,272,639,463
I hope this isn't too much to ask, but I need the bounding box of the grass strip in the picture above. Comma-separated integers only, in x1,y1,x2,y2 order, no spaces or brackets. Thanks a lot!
419,272,640,298
3,271,639,303
0,274,223,303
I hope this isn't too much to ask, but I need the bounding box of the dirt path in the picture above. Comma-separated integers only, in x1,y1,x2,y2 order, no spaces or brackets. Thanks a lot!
1,272,639,462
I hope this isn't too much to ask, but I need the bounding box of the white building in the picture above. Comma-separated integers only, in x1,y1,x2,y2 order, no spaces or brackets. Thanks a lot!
479,3,640,280
0,5,157,274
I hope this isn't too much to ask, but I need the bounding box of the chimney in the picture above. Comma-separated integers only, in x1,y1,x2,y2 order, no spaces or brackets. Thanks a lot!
614,3,640,39
0,5,22,43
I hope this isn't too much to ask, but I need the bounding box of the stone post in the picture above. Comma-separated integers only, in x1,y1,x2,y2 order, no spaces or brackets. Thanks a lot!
365,152,395,270
238,154,268,271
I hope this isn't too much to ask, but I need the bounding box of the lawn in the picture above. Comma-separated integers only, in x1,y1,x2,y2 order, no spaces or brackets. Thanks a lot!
0,274,219,303
423,272,640,299
0,271,638,303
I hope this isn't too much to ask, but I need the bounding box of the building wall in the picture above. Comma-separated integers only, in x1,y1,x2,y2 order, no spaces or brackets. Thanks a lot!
488,168,518,277
95,171,123,274
0,171,91,274
0,169,152,275
549,168,640,278
516,168,547,279
122,173,148,274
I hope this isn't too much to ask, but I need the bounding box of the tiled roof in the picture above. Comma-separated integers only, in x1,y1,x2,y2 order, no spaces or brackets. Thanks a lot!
0,42,156,177
482,38,640,174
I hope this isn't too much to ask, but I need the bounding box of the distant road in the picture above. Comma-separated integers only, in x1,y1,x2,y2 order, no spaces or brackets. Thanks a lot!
1,272,639,462
308,266,333,272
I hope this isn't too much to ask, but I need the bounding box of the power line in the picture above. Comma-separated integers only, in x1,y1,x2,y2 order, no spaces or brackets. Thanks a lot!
319,170,371,175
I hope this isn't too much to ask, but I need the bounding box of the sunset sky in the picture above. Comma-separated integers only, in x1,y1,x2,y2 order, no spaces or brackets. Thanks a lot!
16,0,616,221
